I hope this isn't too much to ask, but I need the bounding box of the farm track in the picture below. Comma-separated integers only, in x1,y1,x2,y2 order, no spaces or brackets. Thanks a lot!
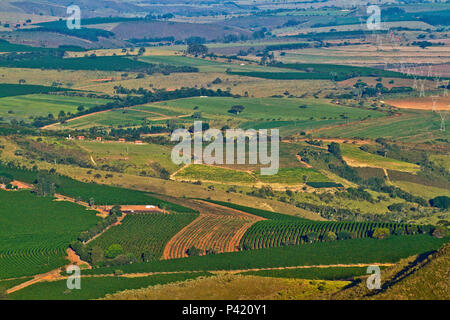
5,262,396,293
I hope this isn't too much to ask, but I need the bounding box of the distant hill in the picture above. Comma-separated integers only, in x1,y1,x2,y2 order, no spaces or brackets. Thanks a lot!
331,242,450,300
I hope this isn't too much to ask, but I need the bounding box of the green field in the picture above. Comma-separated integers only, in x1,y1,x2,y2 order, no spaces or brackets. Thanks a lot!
8,272,211,300
56,103,187,130
0,94,107,124
152,97,384,123
174,164,257,183
83,235,448,275
87,212,198,261
318,110,447,144
256,167,331,184
0,56,193,73
0,84,70,98
77,140,180,175
139,55,289,73
0,190,100,279
340,144,420,172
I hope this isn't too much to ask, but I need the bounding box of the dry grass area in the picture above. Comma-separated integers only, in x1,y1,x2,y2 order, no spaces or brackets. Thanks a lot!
0,67,119,88
277,43,450,67
102,274,349,300
386,96,450,111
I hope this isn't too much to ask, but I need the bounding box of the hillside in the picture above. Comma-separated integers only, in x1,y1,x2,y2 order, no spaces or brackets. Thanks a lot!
331,242,450,300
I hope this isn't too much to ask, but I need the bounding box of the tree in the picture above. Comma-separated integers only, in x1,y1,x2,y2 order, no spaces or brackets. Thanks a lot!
105,244,124,259
186,246,203,257
305,232,319,243
429,196,449,210
187,43,208,56
90,246,104,265
110,205,122,217
431,226,448,239
328,142,342,159
372,227,390,239
228,105,245,115
0,173,13,185
323,231,337,242
141,251,152,262
35,172,56,197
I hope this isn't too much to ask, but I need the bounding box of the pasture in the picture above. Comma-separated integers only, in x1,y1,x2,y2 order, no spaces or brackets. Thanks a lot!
340,144,420,173
173,164,257,184
139,55,288,73
152,97,385,123
240,266,371,280
316,110,446,144
76,140,180,175
0,94,107,124
55,103,187,130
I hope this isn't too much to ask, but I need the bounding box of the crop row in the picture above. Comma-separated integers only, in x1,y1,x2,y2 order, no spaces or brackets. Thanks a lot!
239,221,408,250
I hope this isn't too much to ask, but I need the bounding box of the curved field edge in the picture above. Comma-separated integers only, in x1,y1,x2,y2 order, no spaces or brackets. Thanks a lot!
162,214,258,259
83,235,449,275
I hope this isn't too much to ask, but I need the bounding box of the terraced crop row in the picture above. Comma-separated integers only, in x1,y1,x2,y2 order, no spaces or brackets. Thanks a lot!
163,214,257,259
240,221,407,250
87,213,198,261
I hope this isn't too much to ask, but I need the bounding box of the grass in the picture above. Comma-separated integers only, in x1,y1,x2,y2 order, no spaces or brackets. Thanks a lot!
151,97,384,123
340,144,420,173
8,272,211,300
84,235,448,275
0,94,107,124
139,55,287,73
0,277,33,292
173,164,257,184
56,103,187,130
391,181,450,199
0,190,100,279
76,140,180,175
256,167,331,184
240,266,373,280
317,110,446,144
102,274,348,300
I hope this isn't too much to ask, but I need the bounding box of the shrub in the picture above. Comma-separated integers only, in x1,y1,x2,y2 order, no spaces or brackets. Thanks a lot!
372,227,390,239
105,244,124,259
429,196,450,209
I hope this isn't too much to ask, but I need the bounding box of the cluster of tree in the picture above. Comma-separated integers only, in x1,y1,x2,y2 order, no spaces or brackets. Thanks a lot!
228,105,245,115
77,206,123,243
247,185,275,199
13,137,91,168
33,87,235,128
187,43,208,56
21,26,114,42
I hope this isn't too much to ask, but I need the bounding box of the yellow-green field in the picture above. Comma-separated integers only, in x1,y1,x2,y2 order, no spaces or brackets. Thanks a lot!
341,144,420,173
